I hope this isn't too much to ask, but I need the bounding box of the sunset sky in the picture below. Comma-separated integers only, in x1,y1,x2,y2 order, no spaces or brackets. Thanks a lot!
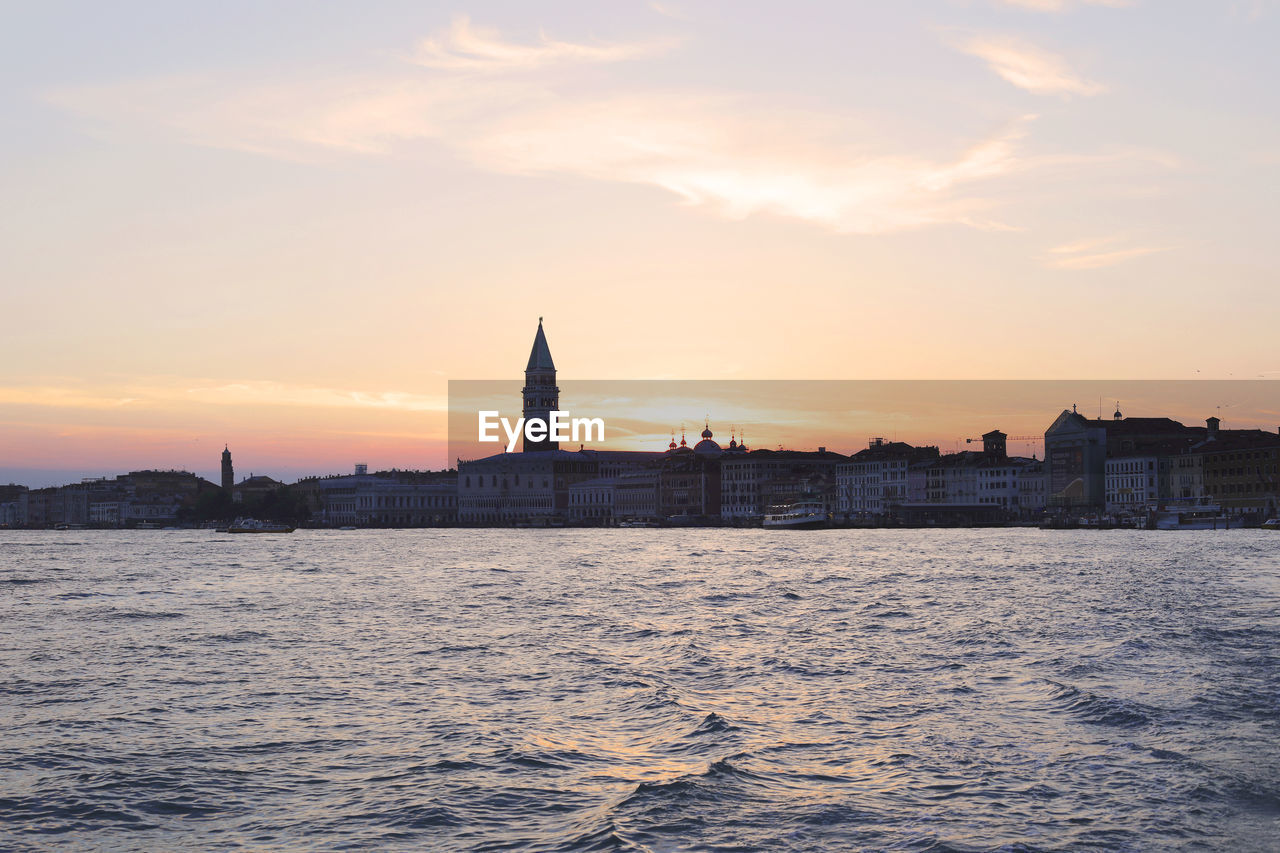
3,1,1278,485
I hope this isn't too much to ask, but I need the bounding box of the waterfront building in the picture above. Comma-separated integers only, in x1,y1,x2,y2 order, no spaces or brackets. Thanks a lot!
12,470,215,528
656,423,728,521
231,474,285,504
720,447,845,522
1017,459,1045,517
1166,452,1205,502
459,447,659,523
297,467,458,527
615,469,660,521
897,431,1036,524
835,439,939,520
1044,408,1204,509
1194,421,1280,514
568,476,617,523
0,484,28,528
1105,454,1162,515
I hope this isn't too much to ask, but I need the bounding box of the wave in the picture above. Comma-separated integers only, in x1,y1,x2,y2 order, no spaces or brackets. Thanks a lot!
1041,680,1157,728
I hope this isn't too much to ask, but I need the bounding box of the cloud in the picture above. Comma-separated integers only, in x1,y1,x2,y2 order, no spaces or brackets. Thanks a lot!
414,14,675,71
958,36,1106,96
48,20,1168,235
47,72,535,160
648,2,692,21
49,75,1049,233
468,100,1040,233
1044,237,1170,269
997,0,1132,11
0,387,141,409
187,381,448,412
0,380,447,413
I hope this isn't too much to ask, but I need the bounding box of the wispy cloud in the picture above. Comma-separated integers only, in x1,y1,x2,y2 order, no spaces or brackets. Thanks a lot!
1044,237,1170,269
414,15,675,71
47,78,1054,233
185,381,447,412
0,380,446,412
958,36,1106,96
467,96,1042,232
648,2,692,22
0,387,141,409
997,0,1132,11
47,20,1168,235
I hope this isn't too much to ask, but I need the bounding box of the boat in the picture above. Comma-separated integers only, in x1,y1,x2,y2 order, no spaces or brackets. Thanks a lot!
619,520,659,528
764,499,829,530
226,518,295,534
1151,503,1233,530
1261,518,1280,531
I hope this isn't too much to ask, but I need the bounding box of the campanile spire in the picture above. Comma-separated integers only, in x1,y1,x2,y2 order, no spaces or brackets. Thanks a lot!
522,318,559,451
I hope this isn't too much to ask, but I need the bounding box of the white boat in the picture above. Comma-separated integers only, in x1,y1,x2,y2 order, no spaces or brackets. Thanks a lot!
226,518,295,534
1152,504,1232,530
764,500,829,530
1261,518,1280,531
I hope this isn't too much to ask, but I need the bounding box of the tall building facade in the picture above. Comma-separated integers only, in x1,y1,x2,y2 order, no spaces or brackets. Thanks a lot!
522,318,559,452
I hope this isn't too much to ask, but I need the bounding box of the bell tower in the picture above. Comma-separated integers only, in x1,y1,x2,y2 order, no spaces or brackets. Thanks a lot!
522,318,559,452
221,445,234,492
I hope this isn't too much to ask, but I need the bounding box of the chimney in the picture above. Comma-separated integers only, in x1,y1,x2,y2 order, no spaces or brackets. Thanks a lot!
1206,417,1220,439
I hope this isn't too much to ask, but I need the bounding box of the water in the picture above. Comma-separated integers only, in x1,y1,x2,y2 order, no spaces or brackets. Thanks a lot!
2,529,1278,852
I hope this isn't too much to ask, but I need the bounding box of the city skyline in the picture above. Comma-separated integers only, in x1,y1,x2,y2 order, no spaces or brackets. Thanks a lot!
3,2,1279,484
7,321,1280,488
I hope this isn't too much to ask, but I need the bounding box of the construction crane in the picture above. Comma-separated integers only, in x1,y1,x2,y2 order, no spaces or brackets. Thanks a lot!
963,434,1043,458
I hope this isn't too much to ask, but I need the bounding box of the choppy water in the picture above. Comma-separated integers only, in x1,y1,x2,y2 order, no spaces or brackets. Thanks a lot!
2,529,1279,851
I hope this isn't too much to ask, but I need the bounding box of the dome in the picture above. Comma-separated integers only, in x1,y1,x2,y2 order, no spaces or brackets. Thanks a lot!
693,420,722,456
693,438,722,456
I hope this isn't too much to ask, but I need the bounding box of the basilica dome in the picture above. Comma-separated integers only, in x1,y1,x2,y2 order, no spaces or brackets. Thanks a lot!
693,421,722,457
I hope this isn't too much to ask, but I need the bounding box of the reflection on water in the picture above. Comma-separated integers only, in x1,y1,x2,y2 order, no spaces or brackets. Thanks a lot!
2,529,1278,851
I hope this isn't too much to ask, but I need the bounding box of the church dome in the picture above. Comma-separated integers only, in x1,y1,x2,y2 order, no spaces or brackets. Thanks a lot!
693,420,722,456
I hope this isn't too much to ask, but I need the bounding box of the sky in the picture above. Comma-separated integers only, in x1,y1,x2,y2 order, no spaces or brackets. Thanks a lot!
2,1,1278,486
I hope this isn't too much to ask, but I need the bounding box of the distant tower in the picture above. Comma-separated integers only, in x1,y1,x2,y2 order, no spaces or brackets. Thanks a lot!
1113,401,1123,420
522,317,559,452
982,430,1007,458
221,445,234,492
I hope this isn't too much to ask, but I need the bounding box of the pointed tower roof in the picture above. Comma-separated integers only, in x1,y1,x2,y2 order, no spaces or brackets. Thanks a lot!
526,318,556,371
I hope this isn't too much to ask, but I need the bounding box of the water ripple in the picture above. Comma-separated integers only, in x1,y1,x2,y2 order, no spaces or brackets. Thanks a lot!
1,528,1278,851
